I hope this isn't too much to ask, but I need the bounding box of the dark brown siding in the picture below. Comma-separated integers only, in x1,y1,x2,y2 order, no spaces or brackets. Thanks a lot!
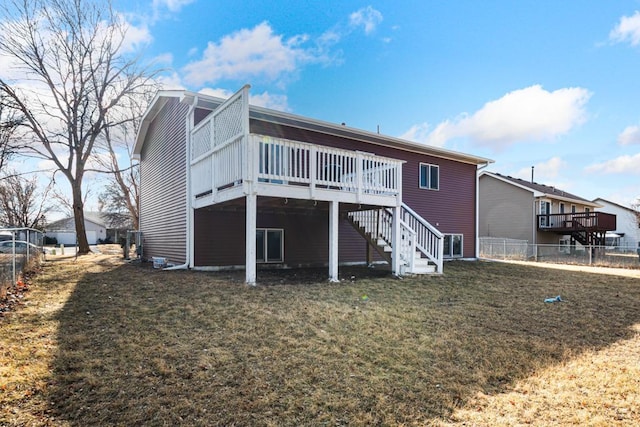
139,98,189,264
194,204,373,267
250,121,478,257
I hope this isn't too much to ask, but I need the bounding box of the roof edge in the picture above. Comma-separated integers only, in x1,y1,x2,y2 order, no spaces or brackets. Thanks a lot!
133,89,494,166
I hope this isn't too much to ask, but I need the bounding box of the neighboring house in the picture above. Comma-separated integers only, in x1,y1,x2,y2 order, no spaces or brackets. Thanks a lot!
593,198,640,251
46,212,108,245
133,86,493,283
479,171,616,247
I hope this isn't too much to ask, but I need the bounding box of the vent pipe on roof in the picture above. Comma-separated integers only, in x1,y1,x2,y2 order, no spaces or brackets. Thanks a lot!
531,166,534,183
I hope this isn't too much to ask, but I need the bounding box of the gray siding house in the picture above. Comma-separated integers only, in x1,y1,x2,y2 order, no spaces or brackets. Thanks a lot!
134,86,493,283
479,171,616,247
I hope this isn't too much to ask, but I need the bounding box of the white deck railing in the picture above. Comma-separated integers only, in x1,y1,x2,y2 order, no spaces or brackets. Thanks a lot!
191,128,403,201
254,135,402,196
190,86,249,198
189,84,402,202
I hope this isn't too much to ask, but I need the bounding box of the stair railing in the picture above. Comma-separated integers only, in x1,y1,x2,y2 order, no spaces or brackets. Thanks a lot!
400,203,443,273
348,208,423,274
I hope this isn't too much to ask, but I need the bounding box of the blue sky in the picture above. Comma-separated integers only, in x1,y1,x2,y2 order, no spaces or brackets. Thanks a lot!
6,0,640,212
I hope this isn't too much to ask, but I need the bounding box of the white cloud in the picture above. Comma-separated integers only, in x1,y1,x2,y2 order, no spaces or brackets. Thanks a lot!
248,92,289,111
152,0,195,12
349,6,383,35
157,71,185,90
419,85,591,150
199,87,290,111
117,15,153,53
182,22,334,87
399,122,437,145
150,0,195,22
513,157,567,182
585,153,640,175
618,125,640,145
609,11,640,46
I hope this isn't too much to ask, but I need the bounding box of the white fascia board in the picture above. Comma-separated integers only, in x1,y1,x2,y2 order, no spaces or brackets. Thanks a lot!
133,90,186,158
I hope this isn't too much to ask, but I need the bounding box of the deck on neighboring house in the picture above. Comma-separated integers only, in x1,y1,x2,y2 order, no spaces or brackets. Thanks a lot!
537,212,617,246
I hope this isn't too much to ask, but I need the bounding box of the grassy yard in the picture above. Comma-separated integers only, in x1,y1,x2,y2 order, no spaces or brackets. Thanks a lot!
1,253,639,426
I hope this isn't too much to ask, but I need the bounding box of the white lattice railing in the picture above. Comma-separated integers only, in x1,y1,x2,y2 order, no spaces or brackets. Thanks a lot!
191,86,248,197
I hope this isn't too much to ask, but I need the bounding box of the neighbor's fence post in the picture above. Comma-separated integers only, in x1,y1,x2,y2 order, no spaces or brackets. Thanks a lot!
11,231,16,287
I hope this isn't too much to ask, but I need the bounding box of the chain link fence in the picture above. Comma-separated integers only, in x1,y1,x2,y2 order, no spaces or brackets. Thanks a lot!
479,237,640,269
0,228,45,301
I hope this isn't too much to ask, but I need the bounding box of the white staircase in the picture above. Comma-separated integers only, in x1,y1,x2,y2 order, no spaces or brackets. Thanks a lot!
346,204,444,275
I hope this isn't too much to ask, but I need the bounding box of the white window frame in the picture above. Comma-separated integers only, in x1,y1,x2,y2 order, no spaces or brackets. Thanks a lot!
419,163,439,190
256,228,284,263
443,234,463,258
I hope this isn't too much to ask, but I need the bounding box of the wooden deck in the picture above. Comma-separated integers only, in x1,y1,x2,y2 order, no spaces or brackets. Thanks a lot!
537,212,617,233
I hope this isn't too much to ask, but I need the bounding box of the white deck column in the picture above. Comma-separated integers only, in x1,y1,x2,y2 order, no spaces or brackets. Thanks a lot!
246,194,257,285
328,201,339,282
391,205,401,275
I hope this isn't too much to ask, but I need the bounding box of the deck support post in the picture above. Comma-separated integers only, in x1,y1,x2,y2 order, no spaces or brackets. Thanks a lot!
391,205,401,275
329,201,339,282
246,194,257,285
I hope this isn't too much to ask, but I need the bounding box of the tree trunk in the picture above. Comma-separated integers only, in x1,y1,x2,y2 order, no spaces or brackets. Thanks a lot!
72,181,90,255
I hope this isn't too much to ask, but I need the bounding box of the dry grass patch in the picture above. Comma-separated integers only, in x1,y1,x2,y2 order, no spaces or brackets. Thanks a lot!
1,257,640,426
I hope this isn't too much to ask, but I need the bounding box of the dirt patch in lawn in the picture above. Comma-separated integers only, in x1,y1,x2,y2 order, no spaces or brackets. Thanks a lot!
2,256,640,426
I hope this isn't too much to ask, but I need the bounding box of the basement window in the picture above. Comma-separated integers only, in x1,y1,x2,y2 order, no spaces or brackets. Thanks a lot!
256,228,284,263
419,163,439,190
443,234,463,258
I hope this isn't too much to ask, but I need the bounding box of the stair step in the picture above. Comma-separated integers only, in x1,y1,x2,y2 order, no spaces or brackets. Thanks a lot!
412,258,432,267
408,264,437,274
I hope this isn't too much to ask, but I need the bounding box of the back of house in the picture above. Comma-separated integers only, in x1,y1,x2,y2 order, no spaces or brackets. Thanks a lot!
134,87,493,281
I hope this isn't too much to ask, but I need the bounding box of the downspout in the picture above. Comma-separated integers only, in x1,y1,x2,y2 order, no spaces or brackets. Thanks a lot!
476,162,490,259
164,96,197,270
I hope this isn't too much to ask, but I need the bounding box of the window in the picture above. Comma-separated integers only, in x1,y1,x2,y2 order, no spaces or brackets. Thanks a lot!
256,229,284,263
443,234,463,258
559,203,565,214
585,207,590,213
419,163,439,190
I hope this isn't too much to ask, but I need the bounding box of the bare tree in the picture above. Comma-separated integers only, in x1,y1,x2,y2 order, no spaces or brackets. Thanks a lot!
0,0,156,254
92,90,155,230
0,94,24,172
97,179,135,231
0,171,52,229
